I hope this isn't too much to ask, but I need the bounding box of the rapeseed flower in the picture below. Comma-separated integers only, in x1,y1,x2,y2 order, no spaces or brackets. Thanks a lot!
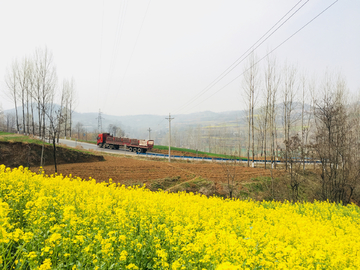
1,164,360,269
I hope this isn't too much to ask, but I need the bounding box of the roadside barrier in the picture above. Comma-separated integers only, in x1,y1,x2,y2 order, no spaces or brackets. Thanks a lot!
137,153,321,164
136,152,282,163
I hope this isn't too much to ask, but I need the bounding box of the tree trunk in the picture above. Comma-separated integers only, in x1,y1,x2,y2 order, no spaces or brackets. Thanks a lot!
53,134,57,173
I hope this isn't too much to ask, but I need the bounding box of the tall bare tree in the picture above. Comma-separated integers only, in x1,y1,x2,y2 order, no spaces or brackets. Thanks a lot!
16,57,33,135
45,107,65,173
282,63,298,170
255,108,265,157
299,72,314,172
5,60,20,133
57,79,69,142
68,78,76,139
33,47,57,138
5,113,16,132
0,103,4,131
242,52,259,167
263,55,280,168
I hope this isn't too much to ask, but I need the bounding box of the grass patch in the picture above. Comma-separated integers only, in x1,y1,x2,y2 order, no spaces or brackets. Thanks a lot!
0,134,103,158
149,176,182,191
153,145,247,160
168,177,215,196
242,177,272,197
0,134,50,145
0,131,14,136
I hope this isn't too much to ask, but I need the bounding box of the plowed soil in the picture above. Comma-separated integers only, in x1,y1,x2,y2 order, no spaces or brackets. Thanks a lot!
32,155,282,196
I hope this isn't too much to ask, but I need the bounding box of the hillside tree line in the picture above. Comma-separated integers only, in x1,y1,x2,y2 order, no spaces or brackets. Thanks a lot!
161,54,360,204
0,47,76,140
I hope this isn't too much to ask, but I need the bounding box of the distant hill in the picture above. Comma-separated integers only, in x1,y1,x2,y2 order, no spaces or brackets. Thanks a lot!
4,105,248,136
3,102,311,141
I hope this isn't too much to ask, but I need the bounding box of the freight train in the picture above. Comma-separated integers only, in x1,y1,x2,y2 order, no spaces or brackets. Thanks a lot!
96,133,154,153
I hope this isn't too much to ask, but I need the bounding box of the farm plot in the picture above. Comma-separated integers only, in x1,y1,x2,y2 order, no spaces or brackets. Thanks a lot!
33,155,281,196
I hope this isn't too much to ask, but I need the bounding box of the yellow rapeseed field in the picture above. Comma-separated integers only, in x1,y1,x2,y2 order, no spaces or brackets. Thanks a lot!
1,165,360,269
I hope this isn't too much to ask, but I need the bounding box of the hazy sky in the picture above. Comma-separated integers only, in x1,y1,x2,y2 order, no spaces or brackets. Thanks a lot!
0,0,359,117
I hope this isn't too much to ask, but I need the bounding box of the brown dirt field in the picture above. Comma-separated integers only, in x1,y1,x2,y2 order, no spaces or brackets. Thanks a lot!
32,155,283,196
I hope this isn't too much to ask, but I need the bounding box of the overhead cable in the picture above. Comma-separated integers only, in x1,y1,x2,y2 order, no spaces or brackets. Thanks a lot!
114,0,152,101
103,0,128,109
173,0,309,114
97,0,105,95
179,0,339,115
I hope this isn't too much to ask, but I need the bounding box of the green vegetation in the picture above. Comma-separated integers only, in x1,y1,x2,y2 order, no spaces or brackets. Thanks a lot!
0,133,50,145
149,176,182,190
0,131,13,136
153,145,247,160
244,177,271,194
0,133,101,157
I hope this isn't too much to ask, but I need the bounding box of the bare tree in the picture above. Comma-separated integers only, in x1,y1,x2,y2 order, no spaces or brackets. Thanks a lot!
57,79,69,142
299,72,314,172
0,103,4,131
236,122,243,158
255,108,265,157
16,57,33,135
282,63,298,170
5,113,16,132
4,60,20,133
107,124,125,138
194,124,202,152
45,107,65,173
171,126,181,147
74,122,84,140
33,47,57,138
242,52,259,167
68,78,76,139
312,74,359,204
221,159,238,198
205,127,212,153
264,55,280,169
284,135,303,201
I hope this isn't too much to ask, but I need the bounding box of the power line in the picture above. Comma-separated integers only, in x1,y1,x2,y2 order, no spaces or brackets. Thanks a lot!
179,0,339,115
97,0,105,95
108,0,128,87
114,0,152,101
173,0,309,115
103,0,128,109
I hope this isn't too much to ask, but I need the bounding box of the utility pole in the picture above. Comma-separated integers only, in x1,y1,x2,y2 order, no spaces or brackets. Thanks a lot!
166,113,174,162
147,127,152,140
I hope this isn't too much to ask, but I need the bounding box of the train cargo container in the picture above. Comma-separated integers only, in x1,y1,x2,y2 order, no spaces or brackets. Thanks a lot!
96,133,154,153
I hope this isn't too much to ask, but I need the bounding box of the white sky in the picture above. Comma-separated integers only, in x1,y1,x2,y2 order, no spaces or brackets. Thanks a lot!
0,0,359,117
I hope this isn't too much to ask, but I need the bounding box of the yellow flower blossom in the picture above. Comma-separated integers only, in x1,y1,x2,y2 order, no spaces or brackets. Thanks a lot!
126,263,139,269
27,251,37,259
39,258,52,270
120,250,128,261
1,164,360,269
